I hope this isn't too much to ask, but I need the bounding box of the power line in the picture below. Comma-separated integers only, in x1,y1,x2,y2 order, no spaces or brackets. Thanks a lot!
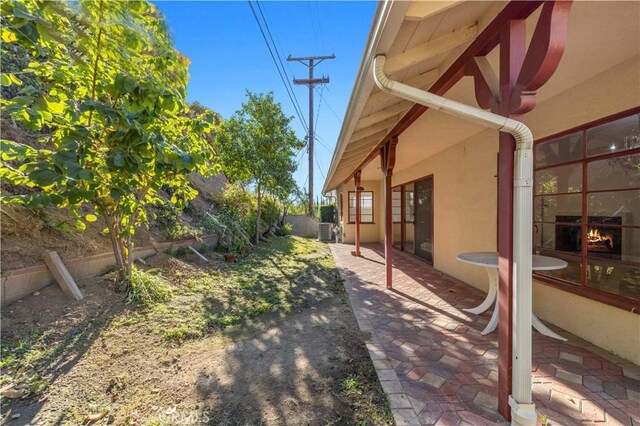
254,1,308,133
314,135,332,153
247,0,308,133
313,1,327,53
314,85,343,122
315,154,327,181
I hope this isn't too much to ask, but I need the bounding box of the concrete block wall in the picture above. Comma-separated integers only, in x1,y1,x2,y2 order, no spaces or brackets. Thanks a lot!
285,214,320,238
1,234,218,305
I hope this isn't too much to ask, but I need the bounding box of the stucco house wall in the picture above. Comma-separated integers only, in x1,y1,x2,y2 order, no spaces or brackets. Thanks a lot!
338,54,640,364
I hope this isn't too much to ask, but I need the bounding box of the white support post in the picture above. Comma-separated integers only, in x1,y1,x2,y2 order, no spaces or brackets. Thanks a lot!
509,147,536,426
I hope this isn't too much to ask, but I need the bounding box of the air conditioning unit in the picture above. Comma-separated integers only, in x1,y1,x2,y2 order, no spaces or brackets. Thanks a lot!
318,223,333,242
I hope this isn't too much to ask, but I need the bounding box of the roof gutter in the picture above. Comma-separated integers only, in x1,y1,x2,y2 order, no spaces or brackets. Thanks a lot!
322,0,409,194
373,54,536,426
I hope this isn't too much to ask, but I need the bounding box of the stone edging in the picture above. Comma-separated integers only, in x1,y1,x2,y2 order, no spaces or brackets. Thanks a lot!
332,247,420,425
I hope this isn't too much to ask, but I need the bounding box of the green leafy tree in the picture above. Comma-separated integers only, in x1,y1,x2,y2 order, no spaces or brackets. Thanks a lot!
0,0,218,278
216,91,302,244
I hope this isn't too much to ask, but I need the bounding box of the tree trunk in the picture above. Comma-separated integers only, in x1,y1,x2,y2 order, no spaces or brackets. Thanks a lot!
255,183,262,245
103,212,125,279
125,232,134,276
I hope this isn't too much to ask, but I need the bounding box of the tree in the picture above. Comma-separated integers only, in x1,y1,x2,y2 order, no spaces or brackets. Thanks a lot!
0,0,218,278
216,91,302,244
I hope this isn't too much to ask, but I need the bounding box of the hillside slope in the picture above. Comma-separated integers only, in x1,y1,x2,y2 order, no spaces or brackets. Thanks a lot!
0,118,227,270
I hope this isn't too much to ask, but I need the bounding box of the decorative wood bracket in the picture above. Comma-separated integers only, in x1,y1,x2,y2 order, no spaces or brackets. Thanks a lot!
511,0,572,114
379,137,398,177
465,0,572,115
465,57,500,110
353,169,362,188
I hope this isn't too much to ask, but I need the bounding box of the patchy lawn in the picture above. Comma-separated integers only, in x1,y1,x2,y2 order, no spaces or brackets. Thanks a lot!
1,236,393,425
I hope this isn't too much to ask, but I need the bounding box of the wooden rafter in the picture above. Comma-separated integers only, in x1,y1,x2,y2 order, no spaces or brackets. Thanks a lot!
405,0,461,22
351,116,399,142
342,146,373,161
384,24,478,75
348,130,389,151
355,101,411,130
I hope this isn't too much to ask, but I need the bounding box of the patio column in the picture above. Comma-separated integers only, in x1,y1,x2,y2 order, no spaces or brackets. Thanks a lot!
464,2,572,420
352,170,362,257
380,137,398,288
497,19,525,419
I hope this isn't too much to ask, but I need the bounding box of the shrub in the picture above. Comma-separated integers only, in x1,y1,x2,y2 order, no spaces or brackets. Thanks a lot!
320,205,336,223
217,184,255,218
202,211,250,253
260,195,281,230
151,201,201,241
275,223,293,236
210,184,284,245
126,268,173,307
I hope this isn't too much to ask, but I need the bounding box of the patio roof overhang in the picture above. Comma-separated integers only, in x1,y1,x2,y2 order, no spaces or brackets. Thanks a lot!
323,0,640,191
323,0,517,193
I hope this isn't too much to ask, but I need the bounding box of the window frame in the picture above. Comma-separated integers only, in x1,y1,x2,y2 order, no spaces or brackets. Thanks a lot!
348,190,375,224
392,186,402,224
533,107,640,311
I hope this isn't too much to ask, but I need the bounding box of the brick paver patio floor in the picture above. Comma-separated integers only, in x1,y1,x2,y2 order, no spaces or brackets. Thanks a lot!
330,243,640,426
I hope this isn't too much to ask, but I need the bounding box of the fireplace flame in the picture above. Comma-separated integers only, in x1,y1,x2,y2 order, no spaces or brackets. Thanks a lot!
586,228,615,252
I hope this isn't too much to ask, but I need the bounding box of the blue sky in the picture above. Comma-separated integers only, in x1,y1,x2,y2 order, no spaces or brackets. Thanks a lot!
154,1,377,200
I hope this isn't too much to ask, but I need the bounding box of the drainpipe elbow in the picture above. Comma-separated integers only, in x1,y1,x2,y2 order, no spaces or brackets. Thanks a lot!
502,119,534,151
374,55,393,93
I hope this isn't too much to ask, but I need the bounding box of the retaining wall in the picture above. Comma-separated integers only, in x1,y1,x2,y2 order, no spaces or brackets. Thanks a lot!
1,234,218,305
284,215,319,238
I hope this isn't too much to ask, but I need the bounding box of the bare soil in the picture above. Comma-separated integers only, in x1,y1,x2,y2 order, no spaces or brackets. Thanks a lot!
0,237,392,425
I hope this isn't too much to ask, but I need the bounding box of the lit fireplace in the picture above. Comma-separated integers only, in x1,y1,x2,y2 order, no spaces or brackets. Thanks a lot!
586,227,615,253
555,216,622,260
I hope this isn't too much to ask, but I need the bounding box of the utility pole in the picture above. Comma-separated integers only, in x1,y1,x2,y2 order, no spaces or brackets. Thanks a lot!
288,54,335,215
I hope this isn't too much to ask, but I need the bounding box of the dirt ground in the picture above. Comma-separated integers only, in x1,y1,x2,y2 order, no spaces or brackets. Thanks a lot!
0,237,392,425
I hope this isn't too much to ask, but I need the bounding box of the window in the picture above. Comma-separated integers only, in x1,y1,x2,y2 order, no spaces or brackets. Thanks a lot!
533,111,640,303
348,191,374,223
392,188,401,223
404,185,415,223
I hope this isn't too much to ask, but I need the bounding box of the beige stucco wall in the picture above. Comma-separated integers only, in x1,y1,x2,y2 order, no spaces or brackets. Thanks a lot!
533,283,640,364
337,55,640,364
392,130,498,294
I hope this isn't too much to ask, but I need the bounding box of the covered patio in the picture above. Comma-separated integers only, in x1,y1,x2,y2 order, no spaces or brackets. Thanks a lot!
323,0,639,422
331,243,640,425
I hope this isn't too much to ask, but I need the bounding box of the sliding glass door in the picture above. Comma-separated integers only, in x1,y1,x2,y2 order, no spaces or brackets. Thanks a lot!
404,183,415,253
389,179,431,263
414,177,434,262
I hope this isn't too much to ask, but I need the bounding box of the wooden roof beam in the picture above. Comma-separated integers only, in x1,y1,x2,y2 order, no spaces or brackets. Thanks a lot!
385,24,478,75
349,130,389,151
350,116,399,142
341,147,374,161
336,158,367,174
355,101,412,130
405,0,462,22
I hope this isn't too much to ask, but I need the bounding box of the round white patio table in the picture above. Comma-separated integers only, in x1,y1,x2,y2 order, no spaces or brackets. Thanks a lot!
456,252,568,341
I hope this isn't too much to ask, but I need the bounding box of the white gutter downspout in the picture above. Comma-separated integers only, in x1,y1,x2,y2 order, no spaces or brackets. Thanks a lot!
373,55,536,426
